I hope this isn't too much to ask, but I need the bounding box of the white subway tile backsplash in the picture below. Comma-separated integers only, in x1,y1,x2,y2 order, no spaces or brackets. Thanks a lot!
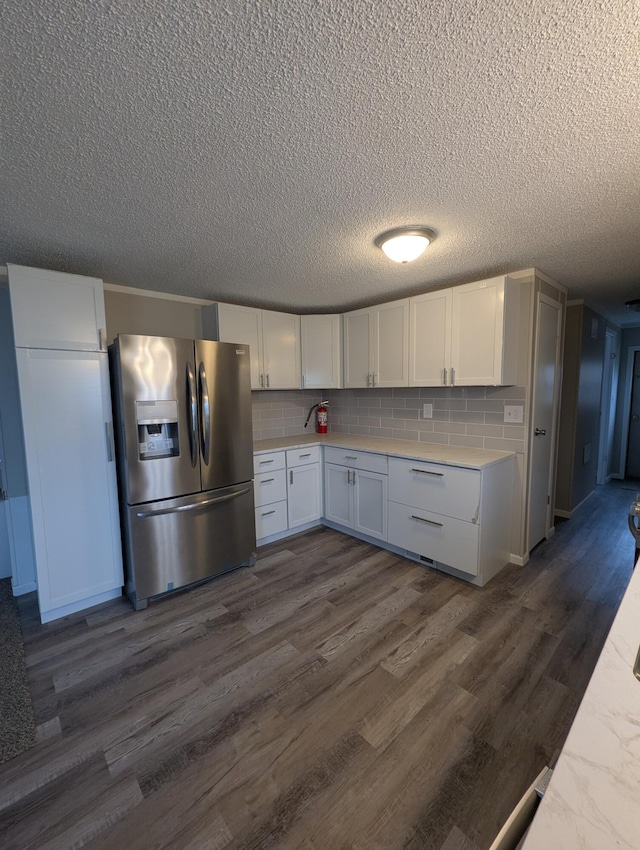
252,386,529,454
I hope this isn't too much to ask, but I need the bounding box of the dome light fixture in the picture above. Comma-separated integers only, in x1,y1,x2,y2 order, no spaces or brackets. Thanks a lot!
375,226,436,264
625,299,640,312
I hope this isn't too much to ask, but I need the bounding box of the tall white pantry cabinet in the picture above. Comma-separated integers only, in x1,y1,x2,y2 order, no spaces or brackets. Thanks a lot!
7,265,123,623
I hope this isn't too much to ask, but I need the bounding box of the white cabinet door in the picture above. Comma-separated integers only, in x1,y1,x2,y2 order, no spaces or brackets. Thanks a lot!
215,303,263,389
372,299,409,387
324,463,353,526
262,310,301,390
353,468,388,540
16,349,123,618
301,315,342,389
409,289,452,387
450,277,506,386
343,308,372,388
8,265,106,351
288,463,322,527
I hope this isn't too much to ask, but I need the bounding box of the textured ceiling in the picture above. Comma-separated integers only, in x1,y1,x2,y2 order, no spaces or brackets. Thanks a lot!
2,0,640,324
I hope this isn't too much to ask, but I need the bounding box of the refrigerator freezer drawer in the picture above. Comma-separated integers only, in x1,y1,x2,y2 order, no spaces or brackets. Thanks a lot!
124,482,256,607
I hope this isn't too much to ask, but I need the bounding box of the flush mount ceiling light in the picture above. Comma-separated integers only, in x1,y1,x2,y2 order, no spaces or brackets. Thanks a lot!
375,226,436,264
625,299,640,312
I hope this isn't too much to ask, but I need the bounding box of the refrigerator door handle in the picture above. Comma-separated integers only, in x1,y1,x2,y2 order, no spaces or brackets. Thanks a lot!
198,361,211,466
186,360,198,468
136,486,251,518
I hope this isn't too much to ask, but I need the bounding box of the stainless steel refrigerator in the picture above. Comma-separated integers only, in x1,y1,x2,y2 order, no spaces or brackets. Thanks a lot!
110,334,256,609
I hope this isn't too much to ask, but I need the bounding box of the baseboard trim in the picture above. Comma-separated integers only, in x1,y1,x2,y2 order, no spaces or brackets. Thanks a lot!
40,587,123,624
11,580,37,596
509,553,529,567
555,509,572,519
257,519,321,548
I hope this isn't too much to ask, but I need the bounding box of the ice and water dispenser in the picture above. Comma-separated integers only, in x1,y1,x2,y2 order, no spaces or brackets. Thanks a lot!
135,400,180,460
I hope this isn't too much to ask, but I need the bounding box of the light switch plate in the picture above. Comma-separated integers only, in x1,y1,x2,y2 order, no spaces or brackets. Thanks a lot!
422,403,433,419
504,405,524,424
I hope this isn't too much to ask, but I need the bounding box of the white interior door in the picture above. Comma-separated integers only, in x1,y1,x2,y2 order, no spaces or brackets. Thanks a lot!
527,294,562,550
626,351,640,478
596,330,617,483
0,415,11,579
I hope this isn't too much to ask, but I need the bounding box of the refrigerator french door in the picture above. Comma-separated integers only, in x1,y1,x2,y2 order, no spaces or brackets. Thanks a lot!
110,334,256,609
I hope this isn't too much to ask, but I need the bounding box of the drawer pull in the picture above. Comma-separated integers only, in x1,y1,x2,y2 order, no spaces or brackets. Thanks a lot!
261,510,276,516
259,459,274,464
345,455,357,460
411,468,444,477
259,478,275,484
411,515,443,527
299,453,312,458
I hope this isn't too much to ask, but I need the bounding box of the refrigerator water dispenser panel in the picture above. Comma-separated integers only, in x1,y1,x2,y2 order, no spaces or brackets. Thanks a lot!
135,399,179,460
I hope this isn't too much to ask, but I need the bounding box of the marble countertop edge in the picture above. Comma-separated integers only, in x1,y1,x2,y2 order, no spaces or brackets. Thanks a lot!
252,432,515,470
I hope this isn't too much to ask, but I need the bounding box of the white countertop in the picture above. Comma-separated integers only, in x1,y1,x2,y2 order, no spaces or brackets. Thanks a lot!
253,432,514,470
522,562,640,850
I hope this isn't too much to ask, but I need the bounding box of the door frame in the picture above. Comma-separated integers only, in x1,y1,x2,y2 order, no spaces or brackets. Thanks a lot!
618,345,640,479
525,292,563,551
596,329,618,484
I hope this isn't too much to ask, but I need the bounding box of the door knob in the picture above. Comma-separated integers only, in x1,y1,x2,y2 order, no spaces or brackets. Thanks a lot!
534,428,547,436
633,414,639,421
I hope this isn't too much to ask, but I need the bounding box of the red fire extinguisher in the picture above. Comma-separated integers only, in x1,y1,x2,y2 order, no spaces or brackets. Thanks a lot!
304,400,329,434
316,401,328,434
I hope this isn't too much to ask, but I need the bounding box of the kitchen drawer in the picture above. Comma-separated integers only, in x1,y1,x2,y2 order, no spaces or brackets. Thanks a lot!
255,500,288,540
254,468,287,507
286,445,321,468
324,446,388,474
388,501,480,576
388,456,481,522
253,450,286,474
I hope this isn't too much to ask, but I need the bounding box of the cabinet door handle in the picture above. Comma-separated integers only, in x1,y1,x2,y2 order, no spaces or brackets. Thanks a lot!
266,373,270,388
451,367,455,386
259,478,275,484
261,510,276,516
99,328,107,351
352,470,356,485
443,368,447,385
411,468,444,477
534,428,547,436
289,471,293,484
411,515,443,527
260,373,264,388
347,469,352,485
302,375,305,388
373,373,377,386
299,453,311,458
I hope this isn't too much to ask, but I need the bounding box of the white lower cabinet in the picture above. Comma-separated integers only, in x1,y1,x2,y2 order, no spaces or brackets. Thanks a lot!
387,456,513,584
254,451,288,541
286,446,322,528
288,462,322,527
254,442,513,586
324,448,388,541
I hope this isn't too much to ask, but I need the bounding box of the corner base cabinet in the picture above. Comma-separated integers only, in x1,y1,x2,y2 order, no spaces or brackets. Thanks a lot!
323,447,388,541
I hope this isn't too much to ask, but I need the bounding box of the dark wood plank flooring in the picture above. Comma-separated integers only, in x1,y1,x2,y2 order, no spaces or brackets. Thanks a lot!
0,482,635,849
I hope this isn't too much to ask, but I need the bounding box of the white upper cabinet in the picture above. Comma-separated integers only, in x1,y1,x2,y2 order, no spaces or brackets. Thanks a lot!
450,276,520,386
8,264,106,351
409,276,521,387
409,289,452,387
261,310,301,390
343,298,409,388
300,315,342,389
203,303,300,390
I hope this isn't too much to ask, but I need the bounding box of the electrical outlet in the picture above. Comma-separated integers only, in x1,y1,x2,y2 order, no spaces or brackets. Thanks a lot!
422,403,433,419
504,405,524,424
